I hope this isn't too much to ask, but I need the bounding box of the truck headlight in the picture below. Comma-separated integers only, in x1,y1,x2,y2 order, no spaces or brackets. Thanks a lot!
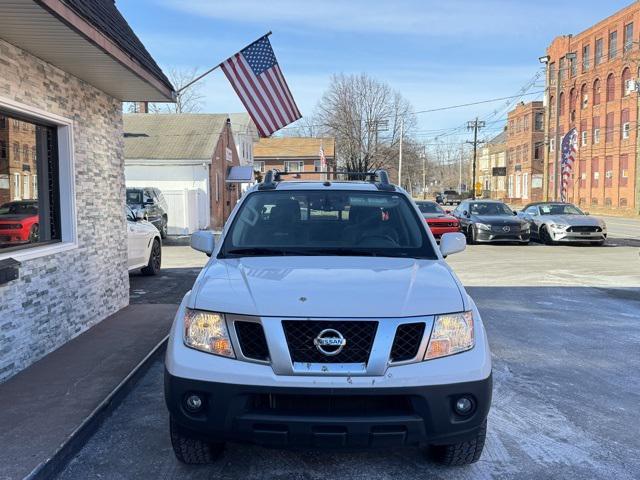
476,223,491,231
183,309,235,358
425,311,474,360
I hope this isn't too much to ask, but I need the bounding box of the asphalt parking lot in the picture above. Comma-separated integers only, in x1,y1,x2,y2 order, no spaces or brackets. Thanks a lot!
60,216,640,479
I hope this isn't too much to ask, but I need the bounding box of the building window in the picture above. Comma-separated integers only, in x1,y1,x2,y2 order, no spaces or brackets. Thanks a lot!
508,175,514,198
12,172,20,200
609,30,618,59
620,154,629,187
13,142,20,161
580,83,588,109
605,112,614,143
624,23,634,53
0,116,6,129
284,160,304,172
534,112,544,131
595,38,604,65
605,156,613,188
592,157,599,188
606,73,615,102
534,142,544,160
570,55,577,77
314,160,322,172
593,79,601,105
580,120,588,146
558,91,565,116
549,138,555,152
253,161,265,173
0,140,6,159
579,160,587,188
622,67,633,96
0,110,61,253
559,57,566,81
582,45,591,72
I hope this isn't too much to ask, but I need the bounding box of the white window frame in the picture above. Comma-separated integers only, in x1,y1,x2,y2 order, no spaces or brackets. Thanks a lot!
22,173,29,199
253,161,265,173
549,138,555,152
12,172,20,200
522,172,529,199
593,128,600,144
284,160,304,172
622,122,631,139
581,131,588,146
0,95,77,262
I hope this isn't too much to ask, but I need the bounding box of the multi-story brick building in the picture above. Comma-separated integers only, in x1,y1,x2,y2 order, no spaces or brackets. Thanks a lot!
545,2,640,213
505,101,546,204
254,137,335,179
0,116,38,205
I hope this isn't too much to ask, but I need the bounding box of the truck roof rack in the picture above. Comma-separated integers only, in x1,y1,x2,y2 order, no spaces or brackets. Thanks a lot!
257,169,395,191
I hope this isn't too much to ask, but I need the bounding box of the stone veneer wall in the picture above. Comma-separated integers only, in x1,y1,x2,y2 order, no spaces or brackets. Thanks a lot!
0,38,129,382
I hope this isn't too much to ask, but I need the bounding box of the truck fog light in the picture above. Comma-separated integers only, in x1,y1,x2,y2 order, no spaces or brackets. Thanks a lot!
455,396,474,415
185,394,203,412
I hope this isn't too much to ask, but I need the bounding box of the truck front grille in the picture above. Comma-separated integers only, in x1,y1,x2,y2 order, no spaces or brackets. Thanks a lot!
234,321,270,361
282,320,378,364
390,323,426,362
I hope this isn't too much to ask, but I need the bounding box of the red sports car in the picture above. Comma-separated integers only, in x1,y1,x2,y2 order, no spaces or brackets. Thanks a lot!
0,200,39,245
415,200,460,239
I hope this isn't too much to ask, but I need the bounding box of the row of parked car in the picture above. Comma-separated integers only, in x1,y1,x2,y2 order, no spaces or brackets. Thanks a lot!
416,199,607,246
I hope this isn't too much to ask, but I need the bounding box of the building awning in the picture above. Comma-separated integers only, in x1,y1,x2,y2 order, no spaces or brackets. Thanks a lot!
0,0,175,102
226,166,254,183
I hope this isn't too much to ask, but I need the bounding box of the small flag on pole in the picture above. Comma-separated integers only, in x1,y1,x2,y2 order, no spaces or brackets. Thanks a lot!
560,128,577,202
221,34,302,137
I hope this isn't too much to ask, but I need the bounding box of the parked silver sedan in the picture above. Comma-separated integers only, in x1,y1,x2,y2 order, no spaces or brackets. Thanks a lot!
518,202,606,246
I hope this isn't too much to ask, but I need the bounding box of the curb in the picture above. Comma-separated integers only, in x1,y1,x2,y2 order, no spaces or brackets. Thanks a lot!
25,336,169,480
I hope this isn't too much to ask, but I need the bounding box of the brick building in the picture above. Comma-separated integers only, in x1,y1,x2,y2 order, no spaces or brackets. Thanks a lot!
506,101,545,204
254,137,335,179
487,131,508,200
545,2,640,213
0,117,38,205
0,1,174,382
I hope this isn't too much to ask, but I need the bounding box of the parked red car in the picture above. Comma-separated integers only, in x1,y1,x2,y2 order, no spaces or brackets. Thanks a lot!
415,200,460,239
0,200,39,246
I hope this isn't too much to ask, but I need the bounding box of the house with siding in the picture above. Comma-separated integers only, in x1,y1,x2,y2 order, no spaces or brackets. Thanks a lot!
0,0,175,382
254,137,336,179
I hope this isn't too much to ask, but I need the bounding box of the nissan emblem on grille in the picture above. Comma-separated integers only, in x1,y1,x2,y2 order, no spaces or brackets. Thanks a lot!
313,329,347,356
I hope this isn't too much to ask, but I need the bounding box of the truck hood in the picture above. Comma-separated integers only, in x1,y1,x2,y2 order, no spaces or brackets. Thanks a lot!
192,256,464,318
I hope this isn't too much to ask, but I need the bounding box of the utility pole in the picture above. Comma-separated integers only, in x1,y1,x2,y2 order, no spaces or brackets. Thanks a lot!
422,146,427,199
467,118,485,199
398,118,404,188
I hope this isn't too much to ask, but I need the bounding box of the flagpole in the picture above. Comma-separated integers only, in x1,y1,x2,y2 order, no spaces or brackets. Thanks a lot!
176,31,273,94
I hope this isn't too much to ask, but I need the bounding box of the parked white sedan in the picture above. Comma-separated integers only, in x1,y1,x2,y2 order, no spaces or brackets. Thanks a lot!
126,205,162,275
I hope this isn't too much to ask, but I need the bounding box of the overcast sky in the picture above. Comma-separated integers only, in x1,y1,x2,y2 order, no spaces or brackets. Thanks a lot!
118,0,634,144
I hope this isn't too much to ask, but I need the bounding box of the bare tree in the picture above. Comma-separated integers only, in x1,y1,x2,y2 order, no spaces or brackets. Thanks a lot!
150,67,206,114
315,74,415,175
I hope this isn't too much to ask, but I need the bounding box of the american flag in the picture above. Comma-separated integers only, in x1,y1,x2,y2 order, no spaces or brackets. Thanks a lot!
221,35,301,137
560,128,577,202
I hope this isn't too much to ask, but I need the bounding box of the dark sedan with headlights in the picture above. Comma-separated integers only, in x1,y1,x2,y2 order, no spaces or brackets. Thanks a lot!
453,200,530,244
517,202,606,246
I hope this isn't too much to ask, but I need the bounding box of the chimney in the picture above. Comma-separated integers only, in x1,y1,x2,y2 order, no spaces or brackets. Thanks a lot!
136,102,148,113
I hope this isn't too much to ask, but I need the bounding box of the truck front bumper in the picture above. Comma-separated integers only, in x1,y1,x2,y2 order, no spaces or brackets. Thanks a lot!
165,370,492,449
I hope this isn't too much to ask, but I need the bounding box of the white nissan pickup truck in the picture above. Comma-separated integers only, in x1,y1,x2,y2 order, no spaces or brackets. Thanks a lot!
165,170,492,466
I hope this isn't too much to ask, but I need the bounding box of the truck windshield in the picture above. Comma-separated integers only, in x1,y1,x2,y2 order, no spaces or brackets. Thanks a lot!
220,190,437,259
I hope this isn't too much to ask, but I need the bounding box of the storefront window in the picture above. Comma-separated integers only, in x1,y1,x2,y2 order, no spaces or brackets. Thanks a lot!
0,111,60,252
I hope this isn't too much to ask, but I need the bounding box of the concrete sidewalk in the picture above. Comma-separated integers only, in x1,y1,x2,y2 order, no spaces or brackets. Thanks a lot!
0,303,177,480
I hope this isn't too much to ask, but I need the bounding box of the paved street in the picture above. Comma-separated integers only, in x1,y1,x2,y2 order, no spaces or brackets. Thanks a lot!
60,218,640,480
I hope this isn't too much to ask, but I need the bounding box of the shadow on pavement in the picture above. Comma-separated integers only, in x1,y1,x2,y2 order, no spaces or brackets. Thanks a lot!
129,267,203,304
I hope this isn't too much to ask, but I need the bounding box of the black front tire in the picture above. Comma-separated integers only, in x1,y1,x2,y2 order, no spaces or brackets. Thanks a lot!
540,226,554,245
170,419,224,465
429,420,487,466
141,238,161,276
467,225,476,245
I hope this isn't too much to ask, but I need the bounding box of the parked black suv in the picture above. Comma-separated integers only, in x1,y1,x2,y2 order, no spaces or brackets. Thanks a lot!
126,187,169,238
